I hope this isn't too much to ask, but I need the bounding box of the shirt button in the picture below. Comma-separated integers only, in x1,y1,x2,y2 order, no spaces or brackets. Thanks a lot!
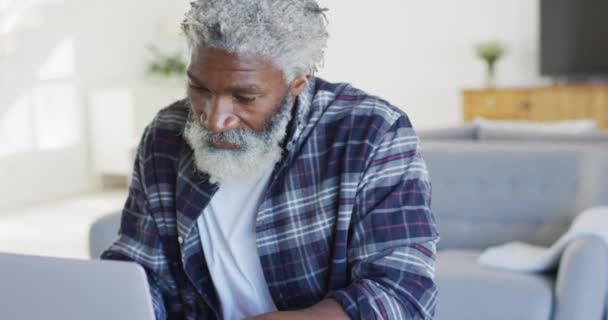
178,236,183,244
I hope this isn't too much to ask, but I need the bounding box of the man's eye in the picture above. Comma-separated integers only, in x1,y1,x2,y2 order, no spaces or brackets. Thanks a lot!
235,95,256,104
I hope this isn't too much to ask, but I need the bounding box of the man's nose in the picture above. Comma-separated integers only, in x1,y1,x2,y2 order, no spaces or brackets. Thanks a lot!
200,97,239,132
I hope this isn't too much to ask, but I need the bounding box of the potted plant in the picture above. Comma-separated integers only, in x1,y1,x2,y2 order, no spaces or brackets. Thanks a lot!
146,44,187,84
475,41,507,88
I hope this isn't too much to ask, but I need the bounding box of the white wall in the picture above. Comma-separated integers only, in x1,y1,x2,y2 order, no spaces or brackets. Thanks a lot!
0,0,548,209
77,0,548,131
73,0,189,181
0,0,189,210
0,2,89,210
72,1,189,91
317,0,548,129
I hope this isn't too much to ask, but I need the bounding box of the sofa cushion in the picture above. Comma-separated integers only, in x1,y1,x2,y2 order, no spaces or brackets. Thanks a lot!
423,142,590,250
474,118,598,135
474,117,608,146
479,128,608,144
435,250,554,320
417,123,477,141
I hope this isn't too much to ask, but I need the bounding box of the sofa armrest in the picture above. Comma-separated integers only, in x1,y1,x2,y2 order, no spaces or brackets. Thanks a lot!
553,236,608,320
88,212,122,259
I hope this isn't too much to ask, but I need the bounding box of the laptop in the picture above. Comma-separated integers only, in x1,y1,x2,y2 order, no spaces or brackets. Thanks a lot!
0,252,155,320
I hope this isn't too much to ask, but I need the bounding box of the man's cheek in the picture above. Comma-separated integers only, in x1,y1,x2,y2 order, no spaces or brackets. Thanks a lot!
187,95,210,119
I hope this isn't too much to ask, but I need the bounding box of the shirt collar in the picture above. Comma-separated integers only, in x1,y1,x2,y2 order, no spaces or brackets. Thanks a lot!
285,77,316,152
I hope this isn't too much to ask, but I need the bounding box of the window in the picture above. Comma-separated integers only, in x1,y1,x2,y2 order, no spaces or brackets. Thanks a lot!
0,36,80,157
0,93,34,157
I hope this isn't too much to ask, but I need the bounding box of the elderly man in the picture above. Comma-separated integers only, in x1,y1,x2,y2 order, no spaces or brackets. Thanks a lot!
102,1,439,319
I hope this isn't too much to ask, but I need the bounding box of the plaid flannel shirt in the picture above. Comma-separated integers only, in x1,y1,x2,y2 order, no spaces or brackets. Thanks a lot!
102,77,440,319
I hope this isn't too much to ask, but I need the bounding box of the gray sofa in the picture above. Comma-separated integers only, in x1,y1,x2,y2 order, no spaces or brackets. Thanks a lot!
89,141,608,320
423,142,608,320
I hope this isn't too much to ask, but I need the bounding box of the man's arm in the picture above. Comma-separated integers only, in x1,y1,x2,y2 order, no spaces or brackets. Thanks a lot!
253,115,439,320
247,299,349,320
325,115,439,319
101,126,175,319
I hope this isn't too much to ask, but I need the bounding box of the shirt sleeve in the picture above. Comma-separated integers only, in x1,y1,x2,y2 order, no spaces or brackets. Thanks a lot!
100,126,175,320
326,115,440,319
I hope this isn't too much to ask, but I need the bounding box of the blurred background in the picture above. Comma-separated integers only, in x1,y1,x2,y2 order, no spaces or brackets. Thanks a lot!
0,0,607,259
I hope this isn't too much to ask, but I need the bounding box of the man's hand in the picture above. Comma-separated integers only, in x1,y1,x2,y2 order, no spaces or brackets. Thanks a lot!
245,299,349,320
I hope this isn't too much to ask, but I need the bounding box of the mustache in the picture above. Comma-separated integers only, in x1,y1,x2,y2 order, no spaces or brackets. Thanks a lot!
185,114,250,149
184,91,293,150
206,128,250,148
186,112,279,153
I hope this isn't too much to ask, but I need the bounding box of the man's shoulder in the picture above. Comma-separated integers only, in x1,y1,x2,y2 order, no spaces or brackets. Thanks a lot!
136,99,189,163
315,78,415,140
148,99,190,134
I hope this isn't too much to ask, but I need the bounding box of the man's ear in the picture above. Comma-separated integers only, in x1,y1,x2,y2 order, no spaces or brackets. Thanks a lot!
290,74,313,97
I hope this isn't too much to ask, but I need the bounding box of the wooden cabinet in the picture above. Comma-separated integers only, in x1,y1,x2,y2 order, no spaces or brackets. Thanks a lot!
463,85,608,129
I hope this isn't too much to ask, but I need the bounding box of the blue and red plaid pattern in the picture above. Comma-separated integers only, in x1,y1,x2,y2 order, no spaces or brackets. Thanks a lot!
102,77,440,319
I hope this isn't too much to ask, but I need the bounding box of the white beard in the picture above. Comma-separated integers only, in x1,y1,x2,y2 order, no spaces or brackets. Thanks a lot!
183,95,293,184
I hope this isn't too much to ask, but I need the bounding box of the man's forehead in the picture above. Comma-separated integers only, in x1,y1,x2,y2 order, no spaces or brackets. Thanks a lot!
187,46,284,91
189,46,277,73
187,70,263,93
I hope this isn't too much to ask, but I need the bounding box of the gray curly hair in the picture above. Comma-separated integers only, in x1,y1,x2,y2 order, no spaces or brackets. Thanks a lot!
181,0,329,82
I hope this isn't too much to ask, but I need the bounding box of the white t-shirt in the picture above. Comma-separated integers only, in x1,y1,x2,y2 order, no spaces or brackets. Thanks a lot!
196,169,277,320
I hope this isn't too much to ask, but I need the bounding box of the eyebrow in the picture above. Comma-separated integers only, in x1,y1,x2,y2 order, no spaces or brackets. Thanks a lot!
187,71,262,94
186,71,202,85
